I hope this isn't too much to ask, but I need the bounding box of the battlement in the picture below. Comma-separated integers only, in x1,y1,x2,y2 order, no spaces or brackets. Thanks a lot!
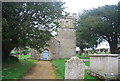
58,13,77,29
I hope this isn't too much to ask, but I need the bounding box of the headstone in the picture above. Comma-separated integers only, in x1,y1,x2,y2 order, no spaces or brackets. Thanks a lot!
65,56,85,79
89,54,120,80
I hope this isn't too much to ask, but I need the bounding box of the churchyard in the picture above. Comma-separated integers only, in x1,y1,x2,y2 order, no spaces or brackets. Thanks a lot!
2,53,120,81
51,55,97,80
2,1,120,81
2,54,91,80
2,54,101,80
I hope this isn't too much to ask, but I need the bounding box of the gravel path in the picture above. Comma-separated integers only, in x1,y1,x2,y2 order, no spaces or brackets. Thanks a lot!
19,61,57,80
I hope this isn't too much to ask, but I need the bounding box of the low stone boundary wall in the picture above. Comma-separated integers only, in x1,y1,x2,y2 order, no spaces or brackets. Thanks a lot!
89,54,120,80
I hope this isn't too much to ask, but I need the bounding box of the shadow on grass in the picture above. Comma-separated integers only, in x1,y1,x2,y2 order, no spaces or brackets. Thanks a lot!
2,55,37,80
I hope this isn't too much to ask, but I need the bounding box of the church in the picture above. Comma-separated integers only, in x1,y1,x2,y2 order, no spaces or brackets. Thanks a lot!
30,13,76,60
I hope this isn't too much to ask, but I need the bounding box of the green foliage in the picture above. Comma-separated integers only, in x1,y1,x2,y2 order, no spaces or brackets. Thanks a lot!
10,47,30,55
76,25,98,50
21,47,30,55
2,2,65,60
84,62,90,67
76,54,90,59
77,4,120,54
2,55,37,80
18,55,31,59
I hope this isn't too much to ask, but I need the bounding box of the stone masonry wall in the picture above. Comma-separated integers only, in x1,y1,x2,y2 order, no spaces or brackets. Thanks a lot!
56,16,76,59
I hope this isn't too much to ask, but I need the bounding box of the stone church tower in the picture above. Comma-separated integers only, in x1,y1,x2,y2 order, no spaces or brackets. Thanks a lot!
30,14,76,60
55,14,76,58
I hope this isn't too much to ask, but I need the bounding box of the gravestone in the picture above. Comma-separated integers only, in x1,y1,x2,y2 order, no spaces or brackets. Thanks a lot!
89,54,120,80
65,56,85,79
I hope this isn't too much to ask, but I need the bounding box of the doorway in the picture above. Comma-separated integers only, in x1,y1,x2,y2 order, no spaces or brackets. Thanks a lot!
43,49,49,60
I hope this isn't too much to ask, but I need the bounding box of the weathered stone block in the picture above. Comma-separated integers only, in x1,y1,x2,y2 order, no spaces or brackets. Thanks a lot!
89,54,120,80
65,56,85,79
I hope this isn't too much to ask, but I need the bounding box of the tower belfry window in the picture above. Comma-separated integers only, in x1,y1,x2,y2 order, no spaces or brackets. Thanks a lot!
66,21,68,23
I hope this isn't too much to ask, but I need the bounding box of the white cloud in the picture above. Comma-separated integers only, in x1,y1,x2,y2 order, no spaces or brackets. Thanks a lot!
63,0,119,14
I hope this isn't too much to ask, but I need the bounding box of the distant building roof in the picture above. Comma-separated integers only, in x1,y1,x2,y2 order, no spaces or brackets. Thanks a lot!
96,41,110,49
76,47,80,51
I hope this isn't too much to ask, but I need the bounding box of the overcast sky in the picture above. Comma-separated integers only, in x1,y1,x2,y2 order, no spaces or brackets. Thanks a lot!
63,0,120,15
62,0,120,48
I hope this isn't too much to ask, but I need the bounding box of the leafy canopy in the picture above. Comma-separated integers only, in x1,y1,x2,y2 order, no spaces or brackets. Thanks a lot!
76,4,120,53
2,2,65,59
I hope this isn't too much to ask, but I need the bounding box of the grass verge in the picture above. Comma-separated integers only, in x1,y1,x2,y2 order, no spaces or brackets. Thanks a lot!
51,59,66,79
51,58,100,81
75,54,90,59
2,55,37,80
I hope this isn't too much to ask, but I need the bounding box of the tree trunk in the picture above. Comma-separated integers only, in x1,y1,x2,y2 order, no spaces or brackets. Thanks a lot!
80,47,84,53
109,40,118,54
2,45,13,62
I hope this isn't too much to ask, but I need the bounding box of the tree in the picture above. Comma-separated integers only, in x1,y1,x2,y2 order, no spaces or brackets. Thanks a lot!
2,2,65,61
77,4,120,54
76,17,98,52
76,26,98,52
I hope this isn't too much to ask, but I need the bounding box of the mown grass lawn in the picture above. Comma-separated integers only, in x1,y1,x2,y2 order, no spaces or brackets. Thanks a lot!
51,57,100,81
2,55,37,80
75,54,90,59
51,59,66,79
